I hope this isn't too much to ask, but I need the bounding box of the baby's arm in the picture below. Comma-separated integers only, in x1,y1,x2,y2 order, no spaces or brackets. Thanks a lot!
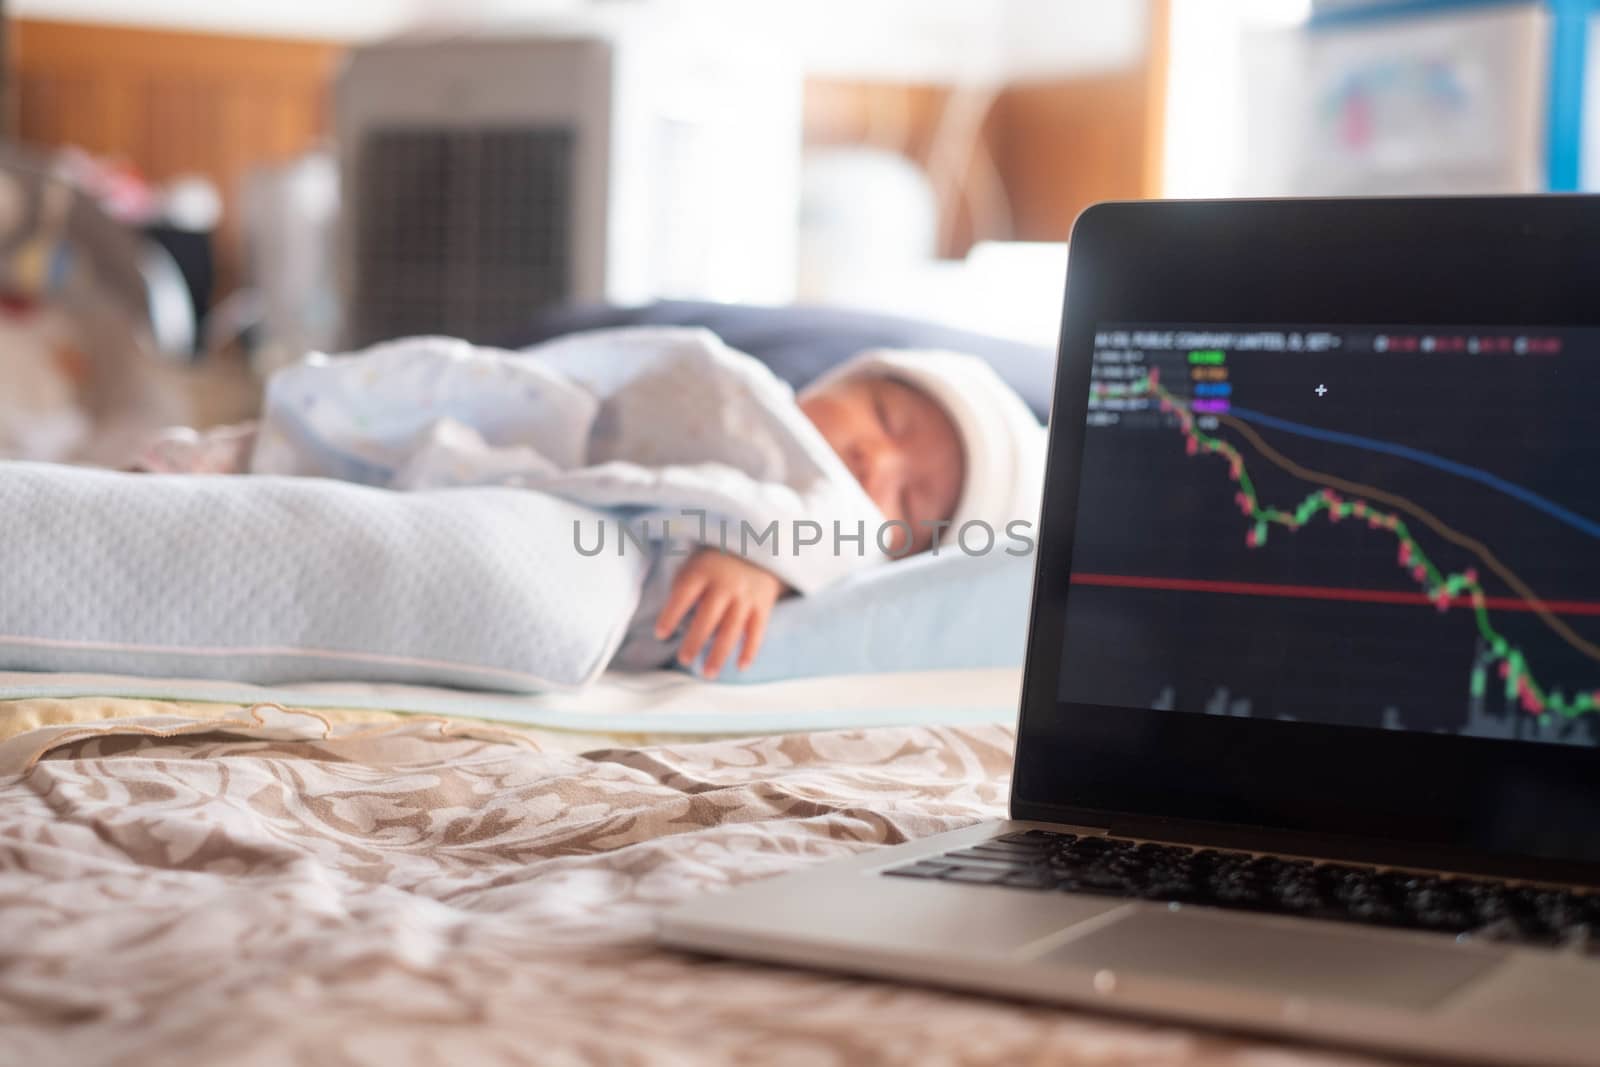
654,548,786,679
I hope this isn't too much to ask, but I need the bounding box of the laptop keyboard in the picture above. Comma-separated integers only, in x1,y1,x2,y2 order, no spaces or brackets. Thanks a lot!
886,829,1600,952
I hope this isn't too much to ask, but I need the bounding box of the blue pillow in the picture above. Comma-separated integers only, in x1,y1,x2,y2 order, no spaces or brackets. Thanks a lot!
513,300,1056,421
713,548,1036,683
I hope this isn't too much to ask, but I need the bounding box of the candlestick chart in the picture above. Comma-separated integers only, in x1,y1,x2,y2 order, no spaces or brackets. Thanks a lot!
1059,328,1600,748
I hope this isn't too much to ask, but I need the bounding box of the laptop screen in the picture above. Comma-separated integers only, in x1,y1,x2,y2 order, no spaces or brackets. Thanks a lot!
1060,325,1600,751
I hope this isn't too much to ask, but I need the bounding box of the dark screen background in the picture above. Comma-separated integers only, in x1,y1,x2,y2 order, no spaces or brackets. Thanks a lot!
1060,325,1600,749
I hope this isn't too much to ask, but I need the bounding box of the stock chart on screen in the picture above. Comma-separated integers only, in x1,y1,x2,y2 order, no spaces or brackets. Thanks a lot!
1059,325,1600,749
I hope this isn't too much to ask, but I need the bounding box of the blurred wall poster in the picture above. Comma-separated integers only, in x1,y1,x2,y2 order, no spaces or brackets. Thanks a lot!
1242,3,1549,195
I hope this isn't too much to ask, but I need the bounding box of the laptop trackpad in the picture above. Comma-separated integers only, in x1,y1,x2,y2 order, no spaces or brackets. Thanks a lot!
1032,907,1501,1011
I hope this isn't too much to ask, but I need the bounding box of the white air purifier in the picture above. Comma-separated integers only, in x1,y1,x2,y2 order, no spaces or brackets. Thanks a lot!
335,15,802,347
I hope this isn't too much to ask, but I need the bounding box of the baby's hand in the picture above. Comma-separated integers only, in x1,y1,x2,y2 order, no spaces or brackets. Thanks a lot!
654,549,784,679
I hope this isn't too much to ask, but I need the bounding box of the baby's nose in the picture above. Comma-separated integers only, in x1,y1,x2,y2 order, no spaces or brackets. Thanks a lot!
857,444,902,497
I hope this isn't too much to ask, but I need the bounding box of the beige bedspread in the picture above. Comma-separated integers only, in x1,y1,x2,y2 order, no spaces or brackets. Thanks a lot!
0,703,1401,1066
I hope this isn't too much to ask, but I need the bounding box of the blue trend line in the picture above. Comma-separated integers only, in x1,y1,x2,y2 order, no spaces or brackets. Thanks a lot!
1226,406,1600,541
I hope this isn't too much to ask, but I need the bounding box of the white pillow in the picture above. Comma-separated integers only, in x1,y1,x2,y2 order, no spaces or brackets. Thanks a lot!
0,463,644,691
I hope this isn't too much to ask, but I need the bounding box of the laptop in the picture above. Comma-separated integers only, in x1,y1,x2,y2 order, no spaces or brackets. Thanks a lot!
658,197,1600,1067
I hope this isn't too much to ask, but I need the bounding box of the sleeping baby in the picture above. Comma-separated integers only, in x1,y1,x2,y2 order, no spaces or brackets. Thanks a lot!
144,328,1045,677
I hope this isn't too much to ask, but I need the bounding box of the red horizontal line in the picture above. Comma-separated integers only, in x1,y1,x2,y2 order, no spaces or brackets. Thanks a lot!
1069,573,1600,616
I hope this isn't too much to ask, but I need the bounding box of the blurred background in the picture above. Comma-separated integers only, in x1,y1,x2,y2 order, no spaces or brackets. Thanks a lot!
0,0,1591,462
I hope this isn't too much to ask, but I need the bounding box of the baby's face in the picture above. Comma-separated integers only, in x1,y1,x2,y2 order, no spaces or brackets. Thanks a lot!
799,376,964,555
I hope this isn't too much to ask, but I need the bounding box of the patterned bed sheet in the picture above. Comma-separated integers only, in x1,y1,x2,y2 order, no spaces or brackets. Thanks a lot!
0,699,1400,1067
0,666,1023,736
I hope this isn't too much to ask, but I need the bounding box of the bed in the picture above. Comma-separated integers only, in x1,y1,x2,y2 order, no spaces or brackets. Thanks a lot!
0,306,1404,1065
1,695,1408,1066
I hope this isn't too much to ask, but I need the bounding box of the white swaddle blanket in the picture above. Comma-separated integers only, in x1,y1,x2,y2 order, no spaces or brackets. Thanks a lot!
251,328,888,664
